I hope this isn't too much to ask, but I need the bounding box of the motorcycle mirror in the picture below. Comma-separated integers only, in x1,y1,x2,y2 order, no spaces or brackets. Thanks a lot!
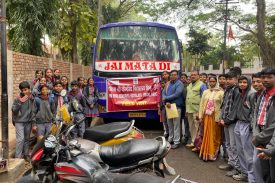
69,139,78,147
65,125,75,137
60,89,67,97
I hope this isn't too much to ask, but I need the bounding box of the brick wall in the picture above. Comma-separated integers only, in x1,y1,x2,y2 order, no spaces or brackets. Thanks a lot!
84,66,92,79
11,52,92,97
72,63,83,80
12,52,49,98
0,50,93,124
0,51,93,145
52,60,70,79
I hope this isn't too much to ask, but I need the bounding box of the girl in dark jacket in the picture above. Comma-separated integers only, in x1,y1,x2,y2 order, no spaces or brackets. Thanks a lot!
83,78,99,128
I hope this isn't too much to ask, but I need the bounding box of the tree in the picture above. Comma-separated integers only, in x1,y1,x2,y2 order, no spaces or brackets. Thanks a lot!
140,0,275,67
186,27,212,67
102,0,143,23
7,0,59,56
51,0,97,64
200,45,245,69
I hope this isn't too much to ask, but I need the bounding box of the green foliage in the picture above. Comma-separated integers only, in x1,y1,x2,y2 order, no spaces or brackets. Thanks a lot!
200,45,246,68
7,0,60,56
140,0,275,66
51,0,97,63
7,0,145,64
80,42,93,66
267,14,275,46
102,0,145,23
186,27,212,59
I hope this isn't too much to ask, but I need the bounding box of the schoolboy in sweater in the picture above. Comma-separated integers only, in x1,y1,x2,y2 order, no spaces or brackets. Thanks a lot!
12,81,35,160
34,85,55,137
51,81,69,117
68,81,86,138
233,76,256,182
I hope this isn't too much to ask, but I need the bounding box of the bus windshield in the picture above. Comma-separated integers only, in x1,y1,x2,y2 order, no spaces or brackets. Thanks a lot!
94,26,181,77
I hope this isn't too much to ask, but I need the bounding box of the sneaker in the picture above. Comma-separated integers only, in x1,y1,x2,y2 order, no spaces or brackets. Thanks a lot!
232,173,248,181
168,140,174,145
171,144,180,149
226,169,239,177
218,164,233,170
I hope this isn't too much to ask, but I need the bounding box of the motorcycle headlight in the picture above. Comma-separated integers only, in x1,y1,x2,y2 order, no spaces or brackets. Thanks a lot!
44,140,56,149
47,135,57,142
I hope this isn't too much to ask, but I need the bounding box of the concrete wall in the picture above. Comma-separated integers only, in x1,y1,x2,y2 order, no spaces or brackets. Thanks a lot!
185,58,263,75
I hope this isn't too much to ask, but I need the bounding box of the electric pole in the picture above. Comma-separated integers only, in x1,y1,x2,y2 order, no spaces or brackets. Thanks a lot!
216,0,239,74
0,0,9,159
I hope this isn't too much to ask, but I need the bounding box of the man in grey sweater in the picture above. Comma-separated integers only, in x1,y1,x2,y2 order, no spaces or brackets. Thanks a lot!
12,81,36,160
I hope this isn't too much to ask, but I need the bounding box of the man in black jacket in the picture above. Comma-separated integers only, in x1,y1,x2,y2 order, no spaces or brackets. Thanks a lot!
219,71,242,177
232,76,256,182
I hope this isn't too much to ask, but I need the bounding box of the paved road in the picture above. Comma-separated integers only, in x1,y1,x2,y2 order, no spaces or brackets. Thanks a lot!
144,130,245,183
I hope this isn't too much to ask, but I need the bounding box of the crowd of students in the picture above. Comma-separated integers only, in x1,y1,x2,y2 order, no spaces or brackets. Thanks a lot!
12,68,99,161
11,66,275,182
160,67,275,183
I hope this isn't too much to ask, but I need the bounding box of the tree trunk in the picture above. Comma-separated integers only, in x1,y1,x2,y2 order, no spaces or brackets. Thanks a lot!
71,21,78,64
256,0,275,67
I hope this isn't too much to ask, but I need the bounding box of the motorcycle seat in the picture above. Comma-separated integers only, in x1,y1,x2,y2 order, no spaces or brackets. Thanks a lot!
83,122,132,143
99,139,160,167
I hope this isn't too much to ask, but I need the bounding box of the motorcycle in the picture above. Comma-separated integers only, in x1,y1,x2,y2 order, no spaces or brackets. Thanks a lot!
66,116,174,177
30,133,169,183
30,115,174,182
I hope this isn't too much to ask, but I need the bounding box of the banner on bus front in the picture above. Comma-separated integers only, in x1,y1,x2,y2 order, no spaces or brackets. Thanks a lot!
106,76,161,112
